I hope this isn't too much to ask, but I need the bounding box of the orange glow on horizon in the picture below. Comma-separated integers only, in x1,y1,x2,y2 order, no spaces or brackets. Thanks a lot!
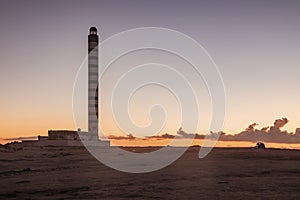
106,139,300,150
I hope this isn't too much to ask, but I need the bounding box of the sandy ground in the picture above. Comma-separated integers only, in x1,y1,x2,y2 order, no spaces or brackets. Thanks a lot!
0,146,300,200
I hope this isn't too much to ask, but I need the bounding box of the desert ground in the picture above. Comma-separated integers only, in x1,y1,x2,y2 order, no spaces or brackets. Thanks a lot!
0,146,300,199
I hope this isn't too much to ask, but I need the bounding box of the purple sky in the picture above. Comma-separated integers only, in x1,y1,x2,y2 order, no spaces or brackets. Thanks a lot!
1,0,300,137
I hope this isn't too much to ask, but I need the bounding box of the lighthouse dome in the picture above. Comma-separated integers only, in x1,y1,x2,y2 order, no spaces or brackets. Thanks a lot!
89,27,97,35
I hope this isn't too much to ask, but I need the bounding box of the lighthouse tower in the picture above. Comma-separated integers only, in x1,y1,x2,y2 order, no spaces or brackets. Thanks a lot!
88,27,99,140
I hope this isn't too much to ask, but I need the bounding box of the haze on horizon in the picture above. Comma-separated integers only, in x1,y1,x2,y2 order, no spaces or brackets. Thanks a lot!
1,0,300,145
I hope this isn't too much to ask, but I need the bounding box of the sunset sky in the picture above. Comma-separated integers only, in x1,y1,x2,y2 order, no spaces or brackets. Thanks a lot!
1,0,300,141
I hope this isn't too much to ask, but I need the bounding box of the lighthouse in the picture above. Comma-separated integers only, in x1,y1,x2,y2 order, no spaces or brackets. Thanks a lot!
88,27,99,140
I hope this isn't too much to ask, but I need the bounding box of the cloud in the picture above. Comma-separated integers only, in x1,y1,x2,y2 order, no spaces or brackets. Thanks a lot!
147,133,175,139
143,118,300,144
295,128,300,135
245,123,259,132
107,134,136,140
272,118,288,130
101,118,300,144
170,118,300,144
176,128,206,139
217,117,300,144
2,136,37,141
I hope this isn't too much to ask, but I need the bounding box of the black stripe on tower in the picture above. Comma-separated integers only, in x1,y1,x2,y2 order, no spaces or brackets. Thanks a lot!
95,85,98,119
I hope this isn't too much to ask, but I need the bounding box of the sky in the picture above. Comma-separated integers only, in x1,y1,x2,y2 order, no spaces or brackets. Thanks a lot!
1,0,300,140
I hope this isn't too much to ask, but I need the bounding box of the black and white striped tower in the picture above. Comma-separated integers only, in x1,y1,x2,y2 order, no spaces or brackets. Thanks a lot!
88,27,99,140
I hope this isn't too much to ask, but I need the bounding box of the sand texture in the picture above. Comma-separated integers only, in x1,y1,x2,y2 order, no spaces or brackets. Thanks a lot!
0,146,300,199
